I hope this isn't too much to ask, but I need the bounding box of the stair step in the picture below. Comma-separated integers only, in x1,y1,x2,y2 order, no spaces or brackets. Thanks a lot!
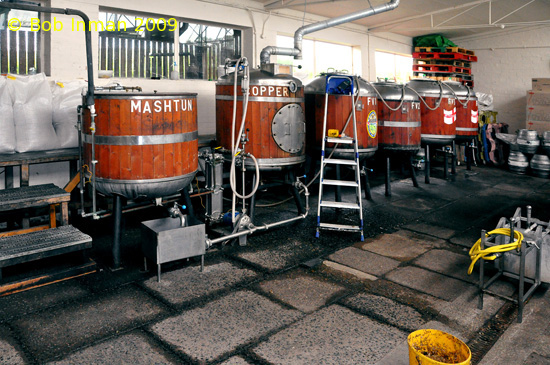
320,201,361,209
318,222,362,232
323,158,357,166
0,225,92,267
0,184,70,212
322,179,359,187
326,137,354,144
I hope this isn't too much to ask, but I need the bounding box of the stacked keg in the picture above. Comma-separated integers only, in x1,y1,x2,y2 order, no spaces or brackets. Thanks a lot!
508,129,550,178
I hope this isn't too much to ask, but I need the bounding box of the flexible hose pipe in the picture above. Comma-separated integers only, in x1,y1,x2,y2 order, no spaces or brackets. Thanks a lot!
467,228,524,275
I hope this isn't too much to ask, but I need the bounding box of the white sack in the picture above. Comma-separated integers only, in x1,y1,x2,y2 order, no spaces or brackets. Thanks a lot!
52,80,86,148
7,73,60,152
0,76,16,154
476,92,494,111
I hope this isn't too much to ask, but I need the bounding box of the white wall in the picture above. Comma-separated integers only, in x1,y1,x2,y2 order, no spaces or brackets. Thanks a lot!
3,0,410,188
452,25,550,133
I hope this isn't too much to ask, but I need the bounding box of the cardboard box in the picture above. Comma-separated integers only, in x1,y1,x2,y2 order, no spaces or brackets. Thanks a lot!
526,90,550,106
525,120,550,136
532,78,550,92
526,104,550,122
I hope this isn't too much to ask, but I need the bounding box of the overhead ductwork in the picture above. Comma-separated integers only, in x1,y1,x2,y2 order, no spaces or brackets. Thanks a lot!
260,0,400,65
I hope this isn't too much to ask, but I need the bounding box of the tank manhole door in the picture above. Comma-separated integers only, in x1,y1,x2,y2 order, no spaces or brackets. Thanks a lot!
271,103,305,154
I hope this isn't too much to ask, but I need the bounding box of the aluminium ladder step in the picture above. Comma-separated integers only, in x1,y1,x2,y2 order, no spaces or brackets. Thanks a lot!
323,158,357,166
318,222,362,232
321,179,359,187
326,137,354,144
0,225,92,268
319,201,361,209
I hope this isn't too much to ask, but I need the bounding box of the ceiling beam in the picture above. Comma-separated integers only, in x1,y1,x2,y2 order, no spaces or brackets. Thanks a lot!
371,19,550,33
492,0,535,24
368,0,500,31
264,0,349,10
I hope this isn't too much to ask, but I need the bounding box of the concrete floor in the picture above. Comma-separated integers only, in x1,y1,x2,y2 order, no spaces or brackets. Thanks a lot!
1,163,549,364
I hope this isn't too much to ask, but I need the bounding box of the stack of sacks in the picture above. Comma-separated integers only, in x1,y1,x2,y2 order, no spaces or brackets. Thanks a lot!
51,80,87,148
6,73,60,152
0,76,16,153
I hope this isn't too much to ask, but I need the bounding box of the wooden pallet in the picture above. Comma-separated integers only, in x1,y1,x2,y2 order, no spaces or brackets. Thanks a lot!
414,46,475,56
413,52,478,62
414,59,472,68
413,64,471,75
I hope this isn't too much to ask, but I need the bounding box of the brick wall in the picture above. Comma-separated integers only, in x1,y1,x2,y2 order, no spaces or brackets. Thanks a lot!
453,26,550,133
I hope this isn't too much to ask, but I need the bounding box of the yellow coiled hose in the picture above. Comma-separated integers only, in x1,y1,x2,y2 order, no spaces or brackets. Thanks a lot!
468,228,524,275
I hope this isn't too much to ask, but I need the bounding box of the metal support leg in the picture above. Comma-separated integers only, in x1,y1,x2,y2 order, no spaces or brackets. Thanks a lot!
385,156,391,197
443,148,448,179
466,141,472,170
478,229,486,310
361,164,372,200
112,194,123,271
335,165,342,202
157,264,161,283
249,174,257,222
451,140,457,175
181,188,195,219
201,255,204,272
410,154,419,188
518,235,525,323
425,145,430,184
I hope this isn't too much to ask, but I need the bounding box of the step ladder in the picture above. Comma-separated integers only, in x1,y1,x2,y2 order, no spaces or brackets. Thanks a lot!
0,184,95,295
316,75,364,241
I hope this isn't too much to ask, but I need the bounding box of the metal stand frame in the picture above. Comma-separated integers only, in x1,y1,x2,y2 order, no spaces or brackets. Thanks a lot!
384,152,419,197
478,207,544,323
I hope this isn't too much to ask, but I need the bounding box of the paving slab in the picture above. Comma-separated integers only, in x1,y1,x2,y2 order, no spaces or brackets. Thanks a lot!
522,352,550,365
0,326,25,365
321,260,378,281
11,285,166,363
233,239,323,271
341,293,425,332
479,289,550,365
0,280,90,323
413,249,476,283
449,228,483,248
253,305,407,364
46,332,180,364
385,266,473,302
389,195,452,212
375,320,468,365
402,222,457,240
328,247,400,277
433,285,506,339
142,262,258,306
258,271,346,312
219,356,253,365
150,290,301,363
359,230,444,262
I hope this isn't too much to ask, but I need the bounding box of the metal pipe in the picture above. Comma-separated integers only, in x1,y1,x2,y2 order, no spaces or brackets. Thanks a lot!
207,182,310,247
259,0,400,64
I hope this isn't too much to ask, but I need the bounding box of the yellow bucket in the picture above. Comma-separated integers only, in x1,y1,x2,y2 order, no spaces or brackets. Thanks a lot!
408,329,471,365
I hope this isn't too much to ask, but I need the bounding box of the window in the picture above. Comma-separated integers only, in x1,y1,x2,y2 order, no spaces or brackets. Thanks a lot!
0,6,41,74
276,35,356,84
375,50,412,84
98,11,241,80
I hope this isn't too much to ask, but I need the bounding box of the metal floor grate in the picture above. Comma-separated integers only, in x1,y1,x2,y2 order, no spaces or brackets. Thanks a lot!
0,184,69,211
0,225,92,261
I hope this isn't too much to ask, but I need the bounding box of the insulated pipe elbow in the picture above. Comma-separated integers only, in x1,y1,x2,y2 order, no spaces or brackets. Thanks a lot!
293,0,400,60
260,46,300,64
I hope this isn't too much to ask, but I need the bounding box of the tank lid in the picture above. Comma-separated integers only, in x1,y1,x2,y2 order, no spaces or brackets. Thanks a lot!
371,82,418,102
406,78,453,97
304,74,375,96
442,81,476,100
216,68,303,87
92,91,198,98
